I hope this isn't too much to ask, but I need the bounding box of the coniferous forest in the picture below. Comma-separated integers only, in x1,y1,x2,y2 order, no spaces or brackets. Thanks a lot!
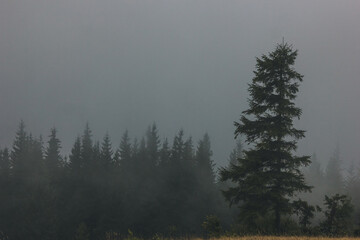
1,44,360,240
0,121,230,240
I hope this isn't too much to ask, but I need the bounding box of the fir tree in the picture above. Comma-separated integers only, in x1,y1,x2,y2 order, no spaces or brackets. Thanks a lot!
195,134,218,228
146,123,160,166
100,133,113,169
92,141,101,174
196,133,215,186
183,137,195,168
220,43,311,232
69,136,82,174
11,120,28,178
45,127,62,178
325,145,343,194
344,161,359,208
159,138,171,166
171,129,185,165
81,123,94,171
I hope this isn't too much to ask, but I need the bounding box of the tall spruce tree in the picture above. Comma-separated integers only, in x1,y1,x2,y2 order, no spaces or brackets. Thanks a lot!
159,138,171,166
196,133,215,186
220,43,311,232
146,123,160,167
11,120,28,179
45,127,62,180
195,134,217,226
69,136,82,175
81,123,94,172
117,130,132,169
100,133,113,169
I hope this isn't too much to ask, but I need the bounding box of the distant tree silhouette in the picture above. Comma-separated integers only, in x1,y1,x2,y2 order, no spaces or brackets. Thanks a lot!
344,161,360,212
196,133,216,186
68,136,82,175
45,127,62,180
100,133,113,170
325,145,344,194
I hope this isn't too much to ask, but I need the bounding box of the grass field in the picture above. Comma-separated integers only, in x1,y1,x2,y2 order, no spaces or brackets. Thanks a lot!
105,235,360,240
192,237,360,240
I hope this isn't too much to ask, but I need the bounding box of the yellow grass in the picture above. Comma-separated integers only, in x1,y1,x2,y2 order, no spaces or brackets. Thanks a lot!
190,237,360,240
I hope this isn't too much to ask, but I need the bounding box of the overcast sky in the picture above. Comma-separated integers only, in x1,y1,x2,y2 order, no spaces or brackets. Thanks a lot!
1,0,359,170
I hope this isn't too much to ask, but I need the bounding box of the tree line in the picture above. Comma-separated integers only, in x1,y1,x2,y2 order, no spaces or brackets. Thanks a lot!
0,121,358,240
0,122,233,240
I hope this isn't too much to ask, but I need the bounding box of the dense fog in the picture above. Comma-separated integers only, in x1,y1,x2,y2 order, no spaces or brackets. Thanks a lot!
1,1,360,169
0,0,360,239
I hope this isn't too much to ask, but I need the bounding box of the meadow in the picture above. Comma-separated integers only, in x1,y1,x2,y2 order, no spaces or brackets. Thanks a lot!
192,237,360,240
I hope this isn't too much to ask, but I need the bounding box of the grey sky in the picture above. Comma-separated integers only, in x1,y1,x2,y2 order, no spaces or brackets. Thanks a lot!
1,0,359,169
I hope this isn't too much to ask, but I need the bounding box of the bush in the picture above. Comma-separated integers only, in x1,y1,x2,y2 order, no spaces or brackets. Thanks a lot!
320,194,353,236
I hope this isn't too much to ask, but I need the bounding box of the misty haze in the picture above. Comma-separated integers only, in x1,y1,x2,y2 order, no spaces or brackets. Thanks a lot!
0,1,360,239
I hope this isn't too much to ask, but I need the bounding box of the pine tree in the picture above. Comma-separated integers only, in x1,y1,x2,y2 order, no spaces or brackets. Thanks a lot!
114,130,130,168
28,134,45,174
81,123,94,171
69,136,82,175
195,134,218,228
100,133,113,169
11,120,28,178
183,136,195,173
7,123,53,239
344,161,359,208
138,137,147,172
196,133,215,186
220,43,311,232
172,129,185,165
92,141,101,175
146,123,160,167
45,127,62,179
159,130,188,230
325,145,343,194
159,138,171,166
